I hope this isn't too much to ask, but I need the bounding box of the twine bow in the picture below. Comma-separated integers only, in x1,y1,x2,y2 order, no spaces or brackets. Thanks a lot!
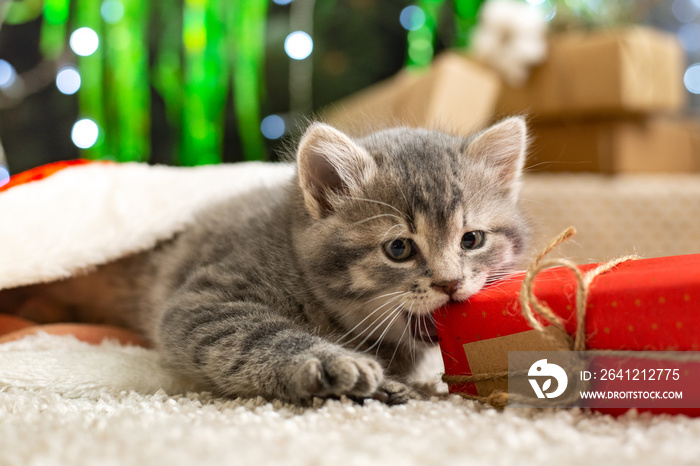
441,226,639,408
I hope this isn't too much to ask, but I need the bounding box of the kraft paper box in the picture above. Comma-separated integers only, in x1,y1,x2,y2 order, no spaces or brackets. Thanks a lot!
323,52,500,136
434,254,700,414
527,117,700,173
497,26,685,119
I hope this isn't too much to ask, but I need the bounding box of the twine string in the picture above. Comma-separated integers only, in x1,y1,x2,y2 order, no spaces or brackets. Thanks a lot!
441,226,640,408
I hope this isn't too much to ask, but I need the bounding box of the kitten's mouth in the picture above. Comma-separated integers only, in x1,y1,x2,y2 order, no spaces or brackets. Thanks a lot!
408,312,439,345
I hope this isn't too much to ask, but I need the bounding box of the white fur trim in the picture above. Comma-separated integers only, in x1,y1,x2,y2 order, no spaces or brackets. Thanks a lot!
0,162,294,290
0,333,198,397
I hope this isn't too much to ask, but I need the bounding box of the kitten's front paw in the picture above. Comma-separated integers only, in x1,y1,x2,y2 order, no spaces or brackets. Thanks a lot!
373,379,422,405
292,349,384,400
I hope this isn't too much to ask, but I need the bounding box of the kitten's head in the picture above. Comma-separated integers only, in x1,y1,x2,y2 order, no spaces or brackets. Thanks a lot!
293,118,529,353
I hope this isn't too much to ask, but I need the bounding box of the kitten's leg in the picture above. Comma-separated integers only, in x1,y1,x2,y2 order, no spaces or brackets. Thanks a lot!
157,297,386,404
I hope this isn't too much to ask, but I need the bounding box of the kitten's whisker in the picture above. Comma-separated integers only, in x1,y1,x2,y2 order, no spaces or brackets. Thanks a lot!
353,304,402,352
337,293,409,346
417,312,424,344
267,274,342,298
336,305,399,347
352,301,405,352
421,311,432,340
352,213,403,227
368,303,406,354
485,267,521,286
339,196,404,217
387,300,413,370
429,312,437,327
338,310,394,349
380,224,405,243
361,306,404,355
397,184,414,224
360,290,405,306
410,316,417,364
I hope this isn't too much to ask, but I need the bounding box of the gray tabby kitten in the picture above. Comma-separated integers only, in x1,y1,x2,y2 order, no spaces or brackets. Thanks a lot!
5,117,529,405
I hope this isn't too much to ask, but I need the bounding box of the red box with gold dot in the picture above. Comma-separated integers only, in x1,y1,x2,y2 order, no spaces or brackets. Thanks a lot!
434,254,700,415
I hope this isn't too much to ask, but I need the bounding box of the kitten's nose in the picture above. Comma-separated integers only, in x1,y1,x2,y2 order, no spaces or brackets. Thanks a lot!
431,279,462,297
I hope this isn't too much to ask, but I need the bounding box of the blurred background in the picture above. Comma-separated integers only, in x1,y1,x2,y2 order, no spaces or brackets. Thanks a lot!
0,0,699,178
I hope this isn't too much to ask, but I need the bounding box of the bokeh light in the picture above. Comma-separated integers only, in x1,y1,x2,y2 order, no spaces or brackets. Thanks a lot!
284,31,313,60
684,63,700,94
399,6,426,31
101,0,125,24
678,23,700,52
0,60,16,89
56,67,81,95
0,166,9,188
407,26,434,67
70,27,100,57
408,38,432,65
672,0,700,23
71,119,100,149
260,115,286,140
272,0,293,4
536,0,557,21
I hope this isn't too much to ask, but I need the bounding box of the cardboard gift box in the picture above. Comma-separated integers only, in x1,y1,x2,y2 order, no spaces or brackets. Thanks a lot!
435,253,700,414
527,117,700,173
323,52,500,136
497,26,686,119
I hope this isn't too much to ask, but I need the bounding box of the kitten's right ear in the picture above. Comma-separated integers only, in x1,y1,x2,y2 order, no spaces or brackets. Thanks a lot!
297,123,376,219
467,116,528,199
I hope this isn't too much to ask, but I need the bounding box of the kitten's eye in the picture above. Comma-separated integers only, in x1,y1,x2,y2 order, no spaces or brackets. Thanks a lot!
384,238,415,261
461,231,485,250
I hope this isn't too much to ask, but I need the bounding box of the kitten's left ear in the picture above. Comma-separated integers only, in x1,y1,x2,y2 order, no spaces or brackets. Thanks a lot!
467,116,528,198
297,123,377,218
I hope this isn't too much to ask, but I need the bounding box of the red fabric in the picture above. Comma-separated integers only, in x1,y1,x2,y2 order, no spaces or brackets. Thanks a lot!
0,159,100,193
435,254,700,416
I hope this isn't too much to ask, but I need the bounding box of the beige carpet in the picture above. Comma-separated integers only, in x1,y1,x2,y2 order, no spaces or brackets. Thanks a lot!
2,333,700,466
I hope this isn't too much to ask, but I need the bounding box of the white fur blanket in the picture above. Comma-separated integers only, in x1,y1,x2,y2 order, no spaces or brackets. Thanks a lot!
2,162,700,465
0,162,294,290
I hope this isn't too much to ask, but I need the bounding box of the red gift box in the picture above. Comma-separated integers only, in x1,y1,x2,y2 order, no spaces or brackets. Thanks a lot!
435,253,700,415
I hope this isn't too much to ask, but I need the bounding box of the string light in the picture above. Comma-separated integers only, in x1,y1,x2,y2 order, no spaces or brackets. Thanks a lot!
0,166,9,188
684,63,700,94
260,115,285,139
71,119,100,149
672,0,700,23
284,31,313,60
523,0,556,22
678,23,700,52
543,3,557,21
56,67,81,95
534,0,557,21
70,27,100,57
407,27,434,66
101,0,125,24
0,60,17,89
400,6,426,31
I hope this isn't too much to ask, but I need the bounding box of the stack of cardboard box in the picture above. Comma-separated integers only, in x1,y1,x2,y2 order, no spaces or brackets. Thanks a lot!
499,26,699,173
323,52,501,138
324,26,699,173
